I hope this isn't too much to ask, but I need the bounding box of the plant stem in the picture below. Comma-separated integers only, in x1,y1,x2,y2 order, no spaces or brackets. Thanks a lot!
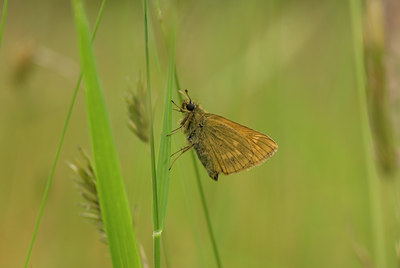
152,1,222,265
23,2,107,267
175,70,222,268
143,0,161,267
191,152,222,268
349,0,386,267
24,74,81,268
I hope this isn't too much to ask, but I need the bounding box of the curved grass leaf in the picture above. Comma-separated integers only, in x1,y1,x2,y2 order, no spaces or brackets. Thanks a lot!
71,0,141,266
157,47,175,229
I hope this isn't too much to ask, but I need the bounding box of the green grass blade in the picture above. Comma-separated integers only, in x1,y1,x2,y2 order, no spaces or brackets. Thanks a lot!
157,48,175,229
71,0,141,267
23,2,106,267
0,0,8,48
349,0,386,267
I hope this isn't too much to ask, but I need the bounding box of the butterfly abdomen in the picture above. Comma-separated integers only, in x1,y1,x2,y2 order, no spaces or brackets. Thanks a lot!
193,142,219,181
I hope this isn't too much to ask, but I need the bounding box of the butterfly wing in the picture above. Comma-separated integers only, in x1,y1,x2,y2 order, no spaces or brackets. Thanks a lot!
200,113,277,176
197,117,253,176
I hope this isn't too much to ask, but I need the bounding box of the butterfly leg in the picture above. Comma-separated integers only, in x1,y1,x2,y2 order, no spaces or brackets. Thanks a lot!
169,144,194,170
167,125,183,136
170,144,193,157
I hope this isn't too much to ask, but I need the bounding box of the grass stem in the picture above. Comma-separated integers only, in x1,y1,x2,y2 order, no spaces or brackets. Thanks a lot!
143,0,162,267
175,70,222,268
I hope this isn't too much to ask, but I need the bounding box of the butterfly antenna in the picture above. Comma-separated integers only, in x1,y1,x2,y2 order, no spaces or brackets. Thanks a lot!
171,99,181,109
184,89,192,103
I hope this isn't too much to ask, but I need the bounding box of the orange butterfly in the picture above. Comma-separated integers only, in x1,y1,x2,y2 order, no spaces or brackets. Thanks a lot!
170,90,278,181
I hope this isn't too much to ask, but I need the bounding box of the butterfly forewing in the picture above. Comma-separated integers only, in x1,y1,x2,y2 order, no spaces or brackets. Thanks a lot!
203,113,278,175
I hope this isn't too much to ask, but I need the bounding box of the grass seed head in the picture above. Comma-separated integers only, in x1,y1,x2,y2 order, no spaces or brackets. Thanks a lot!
126,74,149,143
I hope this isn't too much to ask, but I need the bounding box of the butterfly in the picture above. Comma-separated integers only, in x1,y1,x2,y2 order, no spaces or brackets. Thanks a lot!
169,90,278,181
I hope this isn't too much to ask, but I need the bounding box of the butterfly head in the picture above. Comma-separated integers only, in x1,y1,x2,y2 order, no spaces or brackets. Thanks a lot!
179,89,199,113
181,99,198,112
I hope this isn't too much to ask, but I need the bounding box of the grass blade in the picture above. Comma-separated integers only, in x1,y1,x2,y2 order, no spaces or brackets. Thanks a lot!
349,0,386,267
72,0,141,266
157,46,175,229
23,2,107,267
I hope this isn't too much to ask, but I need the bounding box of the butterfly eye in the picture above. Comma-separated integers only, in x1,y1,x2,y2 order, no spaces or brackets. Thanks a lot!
187,102,195,111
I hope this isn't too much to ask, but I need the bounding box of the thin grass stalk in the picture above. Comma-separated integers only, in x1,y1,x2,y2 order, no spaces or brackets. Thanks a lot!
349,0,386,267
175,155,205,266
0,0,8,48
191,151,222,268
143,0,162,267
175,71,222,268
151,1,222,265
23,2,106,267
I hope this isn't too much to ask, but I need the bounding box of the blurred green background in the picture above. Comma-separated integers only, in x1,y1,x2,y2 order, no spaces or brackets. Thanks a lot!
1,0,399,267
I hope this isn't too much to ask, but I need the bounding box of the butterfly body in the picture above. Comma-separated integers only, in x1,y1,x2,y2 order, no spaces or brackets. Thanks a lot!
174,92,278,181
179,103,220,179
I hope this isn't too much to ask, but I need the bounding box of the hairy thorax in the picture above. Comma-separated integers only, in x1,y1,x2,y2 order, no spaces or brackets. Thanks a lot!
179,105,206,145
